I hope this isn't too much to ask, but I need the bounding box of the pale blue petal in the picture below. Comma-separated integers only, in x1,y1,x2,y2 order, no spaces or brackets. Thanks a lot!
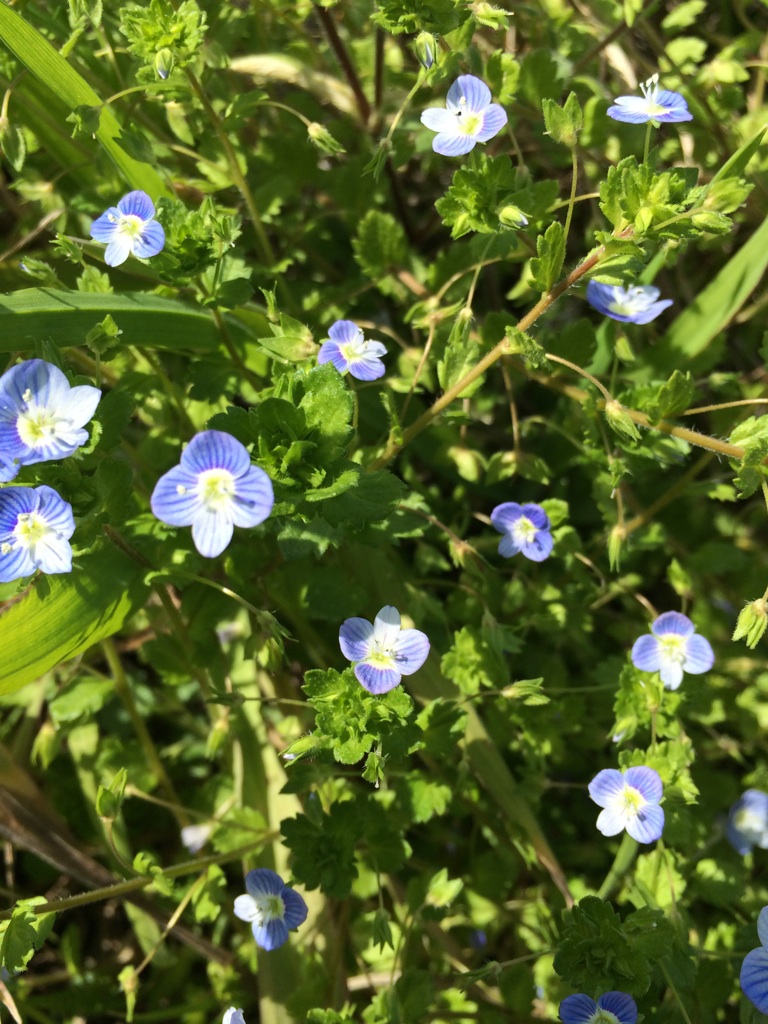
0,486,36,532
245,868,285,898
608,97,654,123
132,220,165,259
448,75,491,114
373,605,401,648
432,132,478,156
0,359,70,410
233,893,259,922
355,661,401,695
497,533,522,558
181,430,251,476
597,992,638,1024
0,543,34,583
36,485,75,538
741,946,768,1012
31,530,72,575
682,634,714,674
596,806,627,836
520,530,553,562
626,803,664,843
586,279,615,314
229,466,274,529
559,994,598,1024
282,887,308,929
253,918,289,951
421,108,457,133
328,320,360,345
317,341,348,373
339,616,375,661
624,766,662,803
588,768,625,807
490,502,523,531
475,104,507,141
347,354,386,381
658,655,684,690
151,466,202,526
392,628,430,675
520,503,549,529
191,510,234,558
631,634,661,672
0,454,19,482
758,906,768,949
53,383,102,430
628,299,673,324
104,234,133,267
117,190,155,220
89,209,121,243
223,1009,246,1024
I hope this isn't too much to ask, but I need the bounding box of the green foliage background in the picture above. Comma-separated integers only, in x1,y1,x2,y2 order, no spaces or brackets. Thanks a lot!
0,0,767,1022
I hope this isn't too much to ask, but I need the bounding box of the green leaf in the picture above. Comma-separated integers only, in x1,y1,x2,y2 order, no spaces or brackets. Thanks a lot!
211,807,268,854
191,866,226,924
0,4,168,195
0,899,55,973
0,119,26,171
649,214,768,372
353,210,409,292
322,470,405,526
530,222,565,293
711,124,766,184
0,288,249,352
644,370,696,422
542,92,582,147
281,802,360,898
0,543,147,697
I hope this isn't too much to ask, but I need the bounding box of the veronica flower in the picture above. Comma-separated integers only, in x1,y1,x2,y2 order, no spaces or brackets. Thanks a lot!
421,75,507,156
727,790,768,856
234,869,308,951
150,430,274,558
339,605,430,695
586,281,673,324
588,766,664,844
223,1009,246,1024
631,611,714,690
0,485,75,583
180,822,213,854
90,190,165,267
0,359,101,479
559,992,638,1024
318,320,387,381
490,502,553,562
607,74,693,124
741,907,768,1014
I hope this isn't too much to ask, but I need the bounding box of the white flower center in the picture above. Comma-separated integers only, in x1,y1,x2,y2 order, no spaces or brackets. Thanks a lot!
512,516,537,545
454,96,482,136
196,468,236,512
589,1011,621,1024
639,74,670,116
117,213,145,238
251,892,285,927
340,329,369,363
607,286,654,318
13,511,53,553
658,632,687,667
17,406,65,449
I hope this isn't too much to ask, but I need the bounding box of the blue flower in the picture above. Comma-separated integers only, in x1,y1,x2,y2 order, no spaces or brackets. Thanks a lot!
588,766,664,844
607,74,693,124
233,868,308,951
727,790,768,856
150,430,274,558
421,75,507,156
631,611,714,690
90,190,165,267
0,485,75,583
339,605,430,695
0,359,101,480
586,280,673,324
223,1009,246,1024
490,502,553,562
318,320,387,381
559,992,638,1024
741,907,768,1014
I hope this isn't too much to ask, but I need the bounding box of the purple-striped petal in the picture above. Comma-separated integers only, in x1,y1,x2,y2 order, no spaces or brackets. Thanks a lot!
117,190,156,220
682,633,714,674
253,918,289,951
89,208,121,243
741,945,768,1012
191,509,234,558
229,466,274,528
652,612,694,637
282,887,308,929
520,530,553,562
150,466,203,526
104,234,133,267
475,104,507,141
355,661,402,695
181,430,250,477
497,533,522,558
758,906,768,949
519,503,550,530
245,868,285,898
490,502,523,530
432,132,478,157
558,994,598,1024
328,320,361,345
373,605,401,648
317,341,348,373
588,768,625,807
597,992,638,1024
347,353,386,381
626,802,665,843
339,616,375,661
447,75,491,114
132,220,165,259
392,628,430,675
631,634,661,672
624,766,662,803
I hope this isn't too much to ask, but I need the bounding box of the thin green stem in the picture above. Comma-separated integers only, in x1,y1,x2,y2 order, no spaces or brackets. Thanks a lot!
596,831,639,900
547,353,614,403
562,147,579,246
185,70,274,266
0,839,272,921
384,72,426,144
643,121,653,165
660,961,694,1024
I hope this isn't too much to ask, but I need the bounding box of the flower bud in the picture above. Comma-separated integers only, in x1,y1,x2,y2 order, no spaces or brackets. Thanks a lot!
307,121,345,155
733,598,768,649
498,204,529,230
604,399,641,441
154,48,174,80
413,31,437,70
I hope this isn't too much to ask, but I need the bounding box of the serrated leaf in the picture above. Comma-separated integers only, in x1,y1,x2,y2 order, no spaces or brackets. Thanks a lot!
529,221,565,293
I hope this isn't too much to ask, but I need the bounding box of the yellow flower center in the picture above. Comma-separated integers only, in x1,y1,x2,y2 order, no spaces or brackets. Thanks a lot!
13,512,52,548
17,408,60,448
197,468,236,511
